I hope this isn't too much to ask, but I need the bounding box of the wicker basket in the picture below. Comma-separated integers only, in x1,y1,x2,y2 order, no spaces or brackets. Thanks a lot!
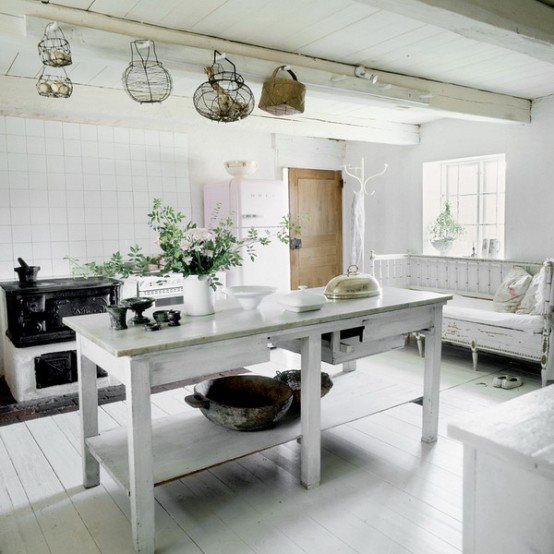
258,66,305,116
275,370,333,410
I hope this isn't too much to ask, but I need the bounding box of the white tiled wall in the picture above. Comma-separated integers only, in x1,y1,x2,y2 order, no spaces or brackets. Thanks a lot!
0,116,191,280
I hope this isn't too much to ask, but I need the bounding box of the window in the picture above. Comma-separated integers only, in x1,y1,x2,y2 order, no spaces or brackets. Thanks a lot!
423,154,505,257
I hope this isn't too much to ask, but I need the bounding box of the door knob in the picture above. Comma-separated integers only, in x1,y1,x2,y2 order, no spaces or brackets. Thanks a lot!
290,238,302,250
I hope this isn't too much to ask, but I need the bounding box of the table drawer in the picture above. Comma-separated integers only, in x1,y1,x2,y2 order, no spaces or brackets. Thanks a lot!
148,336,271,386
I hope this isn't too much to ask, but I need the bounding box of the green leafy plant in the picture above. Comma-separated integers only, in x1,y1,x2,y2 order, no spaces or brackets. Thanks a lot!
65,246,159,279
148,198,299,288
429,202,463,242
65,199,300,287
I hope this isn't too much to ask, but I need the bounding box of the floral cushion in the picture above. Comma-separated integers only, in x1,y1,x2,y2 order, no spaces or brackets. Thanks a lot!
493,266,532,313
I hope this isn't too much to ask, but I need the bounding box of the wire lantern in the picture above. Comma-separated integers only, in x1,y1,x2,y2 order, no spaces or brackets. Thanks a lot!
37,22,72,67
36,66,73,98
122,40,173,104
193,51,254,123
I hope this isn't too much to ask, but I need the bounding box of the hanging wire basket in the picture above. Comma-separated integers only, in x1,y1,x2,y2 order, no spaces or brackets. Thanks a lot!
122,40,173,104
36,66,73,98
193,51,254,123
37,22,72,67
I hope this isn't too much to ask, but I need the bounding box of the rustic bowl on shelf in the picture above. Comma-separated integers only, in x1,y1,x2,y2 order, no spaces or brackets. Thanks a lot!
184,375,293,431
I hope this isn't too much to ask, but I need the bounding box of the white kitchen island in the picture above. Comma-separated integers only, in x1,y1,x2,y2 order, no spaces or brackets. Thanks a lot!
64,286,450,554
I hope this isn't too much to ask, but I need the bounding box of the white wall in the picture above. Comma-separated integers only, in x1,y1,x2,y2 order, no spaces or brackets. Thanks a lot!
0,116,191,280
345,94,554,263
3,93,553,283
0,115,346,281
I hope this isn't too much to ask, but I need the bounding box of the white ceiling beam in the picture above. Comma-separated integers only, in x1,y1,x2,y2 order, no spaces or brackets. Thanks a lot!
5,0,530,124
355,0,554,63
0,75,421,145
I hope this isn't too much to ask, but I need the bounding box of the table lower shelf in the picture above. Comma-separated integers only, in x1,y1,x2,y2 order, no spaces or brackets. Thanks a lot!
86,370,422,491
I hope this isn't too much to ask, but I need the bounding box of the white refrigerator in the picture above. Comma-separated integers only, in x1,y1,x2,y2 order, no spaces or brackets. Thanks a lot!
203,178,291,291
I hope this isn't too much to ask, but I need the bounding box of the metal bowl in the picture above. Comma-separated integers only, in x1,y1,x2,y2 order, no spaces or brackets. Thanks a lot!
275,370,333,410
323,265,381,299
184,375,293,431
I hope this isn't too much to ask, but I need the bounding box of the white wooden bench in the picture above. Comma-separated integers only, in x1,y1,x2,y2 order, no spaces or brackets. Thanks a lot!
373,254,554,386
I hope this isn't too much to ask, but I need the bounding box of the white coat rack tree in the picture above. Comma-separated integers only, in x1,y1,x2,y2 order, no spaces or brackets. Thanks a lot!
342,159,388,272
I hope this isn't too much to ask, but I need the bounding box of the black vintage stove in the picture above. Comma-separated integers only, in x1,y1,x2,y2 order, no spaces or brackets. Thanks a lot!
1,277,120,348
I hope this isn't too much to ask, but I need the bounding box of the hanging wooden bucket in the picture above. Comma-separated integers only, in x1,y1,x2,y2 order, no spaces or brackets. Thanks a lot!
258,66,306,116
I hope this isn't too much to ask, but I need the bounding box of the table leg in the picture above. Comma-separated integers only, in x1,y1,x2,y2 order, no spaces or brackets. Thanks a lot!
421,306,443,443
77,337,99,489
462,446,477,553
126,359,155,554
300,333,322,489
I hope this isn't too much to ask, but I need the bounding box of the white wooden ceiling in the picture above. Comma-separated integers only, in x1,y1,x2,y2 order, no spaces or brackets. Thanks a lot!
1,0,554,144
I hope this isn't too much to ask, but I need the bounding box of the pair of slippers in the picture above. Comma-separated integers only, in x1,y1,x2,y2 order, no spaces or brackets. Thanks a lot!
492,374,524,389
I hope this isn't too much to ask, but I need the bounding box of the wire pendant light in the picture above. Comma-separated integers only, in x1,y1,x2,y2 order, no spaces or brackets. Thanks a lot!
193,51,254,123
122,40,173,104
37,22,72,67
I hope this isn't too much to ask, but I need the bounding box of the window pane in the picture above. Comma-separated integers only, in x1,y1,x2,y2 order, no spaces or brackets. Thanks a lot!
458,224,478,254
458,195,477,225
482,224,498,239
483,161,498,193
482,194,498,224
458,163,479,195
497,194,505,224
445,165,458,196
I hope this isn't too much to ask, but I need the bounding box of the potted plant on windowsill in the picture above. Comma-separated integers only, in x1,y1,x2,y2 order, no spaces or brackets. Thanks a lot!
429,202,463,256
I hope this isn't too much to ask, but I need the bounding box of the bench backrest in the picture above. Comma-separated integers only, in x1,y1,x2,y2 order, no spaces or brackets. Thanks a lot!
373,255,553,314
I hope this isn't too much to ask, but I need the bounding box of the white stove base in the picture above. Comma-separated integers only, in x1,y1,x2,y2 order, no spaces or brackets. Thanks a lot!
3,338,113,403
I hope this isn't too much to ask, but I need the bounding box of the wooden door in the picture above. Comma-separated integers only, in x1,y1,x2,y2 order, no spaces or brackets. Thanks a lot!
288,168,343,289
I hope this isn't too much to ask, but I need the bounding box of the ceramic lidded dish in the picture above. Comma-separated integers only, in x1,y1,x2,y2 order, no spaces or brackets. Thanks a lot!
323,265,381,299
279,286,327,312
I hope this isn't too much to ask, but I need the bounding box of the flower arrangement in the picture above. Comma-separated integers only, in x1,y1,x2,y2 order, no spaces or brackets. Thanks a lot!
66,198,298,287
149,198,295,287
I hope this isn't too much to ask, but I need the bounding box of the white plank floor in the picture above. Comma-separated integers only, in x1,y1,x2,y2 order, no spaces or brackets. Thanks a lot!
0,343,540,554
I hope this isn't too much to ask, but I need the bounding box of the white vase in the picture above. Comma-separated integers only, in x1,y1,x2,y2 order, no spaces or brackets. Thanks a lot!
431,239,453,256
182,275,215,316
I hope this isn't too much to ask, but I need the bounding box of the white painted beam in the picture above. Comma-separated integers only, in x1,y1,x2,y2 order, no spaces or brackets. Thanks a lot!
355,0,554,63
1,0,531,124
0,75,420,145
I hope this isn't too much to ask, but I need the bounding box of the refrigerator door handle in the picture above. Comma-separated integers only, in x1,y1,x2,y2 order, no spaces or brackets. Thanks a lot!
242,214,264,219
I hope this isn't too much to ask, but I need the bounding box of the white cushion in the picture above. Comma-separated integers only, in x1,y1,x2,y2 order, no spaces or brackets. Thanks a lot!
492,266,532,313
517,270,542,315
444,303,543,333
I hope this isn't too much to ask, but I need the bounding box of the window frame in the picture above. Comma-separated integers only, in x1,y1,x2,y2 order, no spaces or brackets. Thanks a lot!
423,153,506,258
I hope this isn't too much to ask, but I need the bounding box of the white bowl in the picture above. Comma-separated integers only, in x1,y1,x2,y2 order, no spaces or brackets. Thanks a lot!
224,285,277,309
224,160,257,177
